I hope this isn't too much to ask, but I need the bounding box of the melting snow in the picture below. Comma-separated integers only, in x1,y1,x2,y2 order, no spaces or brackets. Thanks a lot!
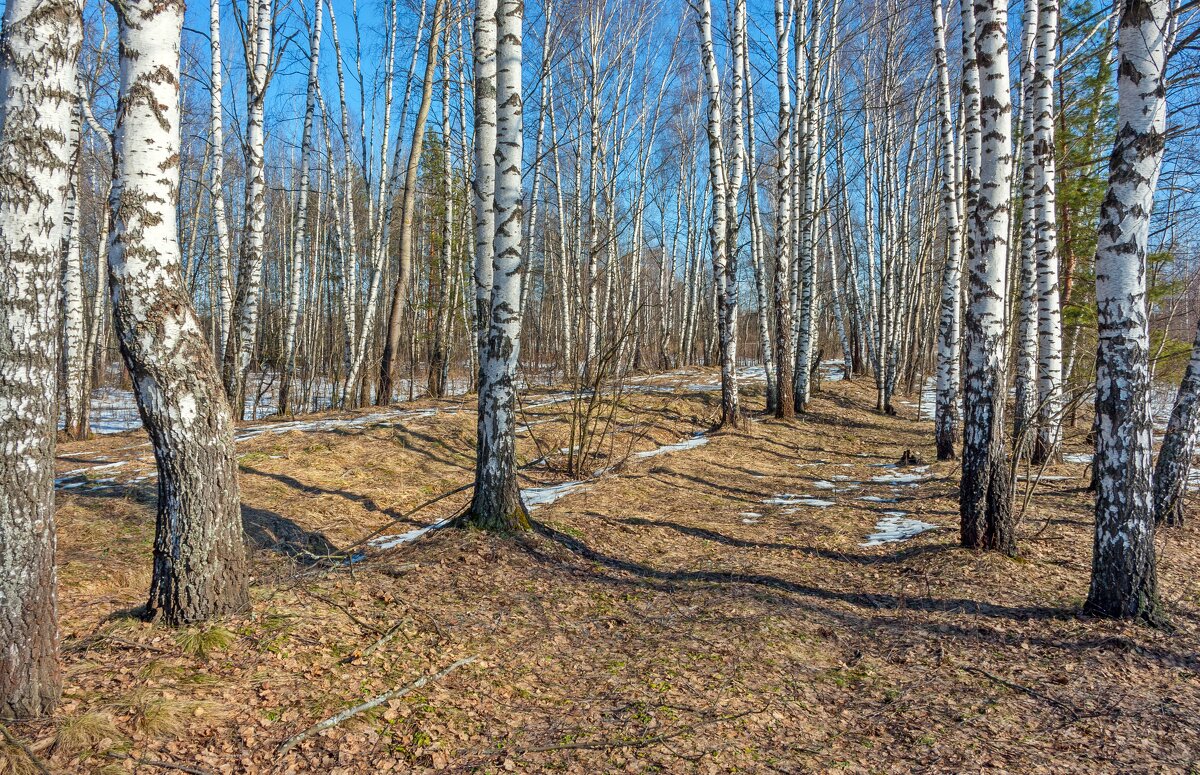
634,433,708,459
862,515,938,546
523,481,589,508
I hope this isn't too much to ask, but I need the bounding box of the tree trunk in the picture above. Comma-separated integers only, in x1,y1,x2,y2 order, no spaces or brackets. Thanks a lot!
110,0,249,625
1153,319,1200,527
960,0,1014,554
379,0,447,404
0,0,80,718
773,0,795,419
1086,0,1168,621
466,0,529,531
932,0,962,460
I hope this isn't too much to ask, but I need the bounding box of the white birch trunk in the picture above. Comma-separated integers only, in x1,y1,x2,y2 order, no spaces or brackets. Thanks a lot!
279,0,324,416
1153,319,1200,527
1031,0,1063,464
932,0,962,460
468,0,529,529
1087,0,1168,621
109,0,248,625
60,96,87,440
0,0,80,718
960,0,1014,554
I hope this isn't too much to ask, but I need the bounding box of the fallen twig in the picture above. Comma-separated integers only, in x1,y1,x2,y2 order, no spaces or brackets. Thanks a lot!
106,751,215,774
962,665,1080,719
338,621,407,665
299,589,383,636
0,724,50,775
276,656,478,754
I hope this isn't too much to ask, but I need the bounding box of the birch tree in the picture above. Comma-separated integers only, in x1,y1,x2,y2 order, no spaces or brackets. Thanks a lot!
0,0,81,718
960,0,1014,554
61,96,88,439
1153,320,1200,527
932,0,962,460
466,0,529,530
223,0,274,416
698,0,740,427
773,0,796,419
1031,0,1062,464
279,0,325,416
1087,0,1169,621
109,0,249,624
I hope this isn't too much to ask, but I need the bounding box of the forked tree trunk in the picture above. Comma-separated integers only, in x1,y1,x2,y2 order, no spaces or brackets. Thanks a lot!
960,0,1014,554
110,0,249,625
1087,0,1168,621
0,0,81,718
466,0,529,531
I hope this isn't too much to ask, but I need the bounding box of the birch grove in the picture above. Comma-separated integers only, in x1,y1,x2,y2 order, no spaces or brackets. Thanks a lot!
2,0,1200,723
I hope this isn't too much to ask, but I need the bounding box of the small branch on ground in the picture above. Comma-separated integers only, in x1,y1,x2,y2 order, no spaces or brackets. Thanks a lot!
276,656,478,755
0,724,50,775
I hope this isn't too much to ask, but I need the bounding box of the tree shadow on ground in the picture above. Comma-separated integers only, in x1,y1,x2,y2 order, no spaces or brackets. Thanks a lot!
242,503,347,564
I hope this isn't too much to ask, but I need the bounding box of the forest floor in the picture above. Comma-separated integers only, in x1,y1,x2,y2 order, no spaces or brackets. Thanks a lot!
7,367,1200,773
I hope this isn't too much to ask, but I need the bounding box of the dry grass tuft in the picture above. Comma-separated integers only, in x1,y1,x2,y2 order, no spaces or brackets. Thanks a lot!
109,689,220,737
53,711,123,757
174,625,235,660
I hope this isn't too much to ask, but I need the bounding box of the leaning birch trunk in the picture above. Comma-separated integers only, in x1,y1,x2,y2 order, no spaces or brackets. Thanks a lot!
109,0,249,625
0,0,80,718
61,96,88,440
698,0,740,427
932,0,962,460
1031,0,1063,464
773,0,796,419
223,0,273,417
466,0,529,530
960,0,1014,554
379,0,447,404
279,0,325,416
1153,320,1200,527
1086,0,1168,621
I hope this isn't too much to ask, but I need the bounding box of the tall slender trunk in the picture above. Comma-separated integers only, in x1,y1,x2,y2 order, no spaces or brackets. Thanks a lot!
467,0,529,530
61,95,88,439
1013,0,1039,454
0,0,81,718
279,0,325,416
698,0,740,427
1031,0,1062,464
110,0,249,625
932,0,962,460
1087,0,1168,621
960,0,1014,554
773,0,796,418
379,0,447,403
223,0,273,417
210,0,233,366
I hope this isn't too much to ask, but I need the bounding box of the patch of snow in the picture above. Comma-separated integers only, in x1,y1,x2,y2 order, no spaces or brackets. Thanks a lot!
862,515,938,546
870,472,927,484
634,432,709,459
523,481,589,508
858,495,899,503
369,516,457,550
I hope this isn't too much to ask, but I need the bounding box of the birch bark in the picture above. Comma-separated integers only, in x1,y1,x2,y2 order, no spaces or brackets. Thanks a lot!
109,0,248,625
1087,0,1168,621
960,0,1014,554
0,0,80,718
